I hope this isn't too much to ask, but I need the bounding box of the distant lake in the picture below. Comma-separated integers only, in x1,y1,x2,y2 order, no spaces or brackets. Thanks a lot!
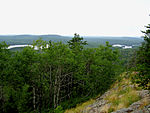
8,44,134,50
112,44,132,49
8,45,39,50
7,45,49,50
8,45,32,49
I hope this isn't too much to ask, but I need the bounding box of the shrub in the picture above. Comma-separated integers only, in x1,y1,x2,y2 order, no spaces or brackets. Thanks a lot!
54,105,64,113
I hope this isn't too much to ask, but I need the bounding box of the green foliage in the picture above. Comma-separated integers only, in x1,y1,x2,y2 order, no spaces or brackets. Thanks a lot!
119,48,138,70
67,33,87,51
17,84,31,113
0,35,122,112
54,105,64,113
0,42,11,113
133,24,150,90
108,108,115,113
33,38,47,50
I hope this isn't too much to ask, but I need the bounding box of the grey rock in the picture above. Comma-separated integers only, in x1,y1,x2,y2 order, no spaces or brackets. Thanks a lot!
145,104,150,108
145,104,150,111
129,85,135,89
96,90,110,101
112,108,133,113
131,110,145,113
112,86,119,91
82,89,150,113
138,90,150,98
130,101,143,110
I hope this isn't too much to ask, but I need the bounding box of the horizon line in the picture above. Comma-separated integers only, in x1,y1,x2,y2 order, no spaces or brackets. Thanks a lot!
0,34,142,38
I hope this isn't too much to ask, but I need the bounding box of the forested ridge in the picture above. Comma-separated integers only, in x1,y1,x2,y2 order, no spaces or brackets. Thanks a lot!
0,35,143,48
0,26,149,113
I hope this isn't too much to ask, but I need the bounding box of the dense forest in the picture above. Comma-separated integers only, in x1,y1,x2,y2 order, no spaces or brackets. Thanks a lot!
0,24,149,113
0,34,123,113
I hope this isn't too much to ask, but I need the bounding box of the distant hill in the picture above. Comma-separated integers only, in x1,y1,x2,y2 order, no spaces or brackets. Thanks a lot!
0,35,71,45
0,35,143,48
84,36,143,47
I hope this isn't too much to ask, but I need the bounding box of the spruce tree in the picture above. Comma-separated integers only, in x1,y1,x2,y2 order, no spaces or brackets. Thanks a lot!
67,33,87,51
135,24,150,89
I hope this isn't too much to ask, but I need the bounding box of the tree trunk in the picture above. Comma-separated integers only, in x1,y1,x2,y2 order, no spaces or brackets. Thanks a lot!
39,74,42,113
0,85,4,112
54,72,58,109
49,65,53,107
33,86,36,112
56,67,61,107
54,66,62,108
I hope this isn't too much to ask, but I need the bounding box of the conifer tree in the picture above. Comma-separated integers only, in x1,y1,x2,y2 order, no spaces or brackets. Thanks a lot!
68,33,87,51
135,24,150,89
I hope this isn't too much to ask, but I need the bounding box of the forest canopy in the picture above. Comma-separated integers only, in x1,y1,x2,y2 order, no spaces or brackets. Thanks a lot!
0,34,123,113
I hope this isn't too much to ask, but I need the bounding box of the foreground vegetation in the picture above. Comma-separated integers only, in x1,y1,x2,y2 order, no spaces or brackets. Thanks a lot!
0,23,149,112
65,72,150,113
65,24,150,112
0,34,123,113
104,72,141,112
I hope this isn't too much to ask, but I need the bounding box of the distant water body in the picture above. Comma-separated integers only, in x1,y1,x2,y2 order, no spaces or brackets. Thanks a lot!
8,45,39,50
112,44,132,49
7,45,32,49
8,44,134,49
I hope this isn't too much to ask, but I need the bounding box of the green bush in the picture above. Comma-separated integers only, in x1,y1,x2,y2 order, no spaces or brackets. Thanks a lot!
54,106,64,113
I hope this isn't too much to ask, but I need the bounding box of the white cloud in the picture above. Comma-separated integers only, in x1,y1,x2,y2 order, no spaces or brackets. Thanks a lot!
0,0,150,36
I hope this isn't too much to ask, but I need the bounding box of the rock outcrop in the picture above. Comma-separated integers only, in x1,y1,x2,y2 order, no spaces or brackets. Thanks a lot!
82,89,150,113
65,73,150,113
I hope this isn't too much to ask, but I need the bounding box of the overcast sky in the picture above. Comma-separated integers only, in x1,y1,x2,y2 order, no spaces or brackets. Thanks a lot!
0,0,150,36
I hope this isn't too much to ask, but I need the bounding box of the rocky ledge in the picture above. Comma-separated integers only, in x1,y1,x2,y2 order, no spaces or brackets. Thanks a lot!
82,89,150,113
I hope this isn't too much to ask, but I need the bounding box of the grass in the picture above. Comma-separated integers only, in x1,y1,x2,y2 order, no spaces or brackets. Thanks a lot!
64,99,95,113
104,72,142,112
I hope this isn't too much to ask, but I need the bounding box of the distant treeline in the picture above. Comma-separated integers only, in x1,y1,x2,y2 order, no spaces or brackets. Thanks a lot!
0,35,143,48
